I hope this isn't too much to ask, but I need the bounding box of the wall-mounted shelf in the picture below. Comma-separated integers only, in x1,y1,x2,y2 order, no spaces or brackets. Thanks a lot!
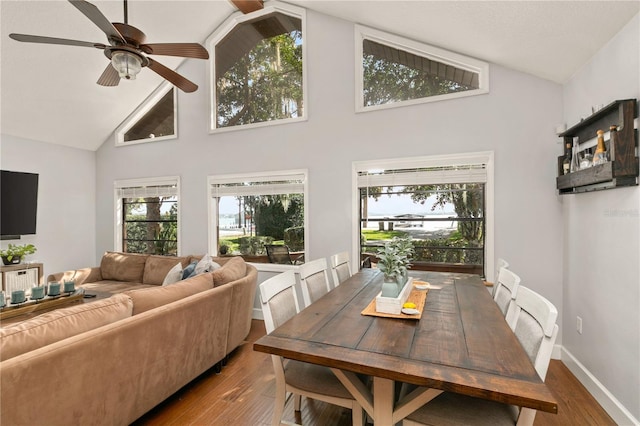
556,99,638,194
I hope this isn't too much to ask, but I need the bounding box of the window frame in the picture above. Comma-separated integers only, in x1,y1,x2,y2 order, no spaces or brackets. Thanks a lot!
114,176,181,255
206,2,308,134
355,25,490,113
207,169,309,261
352,152,495,280
115,82,178,147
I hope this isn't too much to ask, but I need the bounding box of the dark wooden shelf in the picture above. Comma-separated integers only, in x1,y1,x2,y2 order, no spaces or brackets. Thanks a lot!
556,99,638,194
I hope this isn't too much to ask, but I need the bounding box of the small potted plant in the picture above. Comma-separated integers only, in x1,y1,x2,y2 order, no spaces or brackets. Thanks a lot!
0,243,37,265
388,236,414,285
377,236,414,298
377,245,404,297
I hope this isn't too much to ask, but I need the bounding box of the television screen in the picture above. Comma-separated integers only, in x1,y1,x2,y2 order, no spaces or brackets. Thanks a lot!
1,170,39,237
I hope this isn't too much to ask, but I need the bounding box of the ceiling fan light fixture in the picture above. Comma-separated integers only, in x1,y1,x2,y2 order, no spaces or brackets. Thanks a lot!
111,51,142,80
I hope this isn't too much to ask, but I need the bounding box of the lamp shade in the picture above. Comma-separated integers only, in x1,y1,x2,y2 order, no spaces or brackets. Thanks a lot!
111,51,142,80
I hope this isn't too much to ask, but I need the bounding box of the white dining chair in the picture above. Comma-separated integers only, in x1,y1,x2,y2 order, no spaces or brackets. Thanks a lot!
298,257,332,307
493,267,521,326
330,251,352,288
402,285,558,426
259,270,364,426
489,258,510,296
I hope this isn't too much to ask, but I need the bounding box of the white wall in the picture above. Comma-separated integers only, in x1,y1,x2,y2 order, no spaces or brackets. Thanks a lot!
0,134,97,278
561,13,640,425
94,8,565,337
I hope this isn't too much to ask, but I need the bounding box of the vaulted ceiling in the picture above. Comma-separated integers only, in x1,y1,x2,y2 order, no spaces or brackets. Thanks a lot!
1,1,638,151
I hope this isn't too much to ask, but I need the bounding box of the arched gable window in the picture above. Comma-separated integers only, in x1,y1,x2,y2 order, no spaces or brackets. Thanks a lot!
207,3,306,132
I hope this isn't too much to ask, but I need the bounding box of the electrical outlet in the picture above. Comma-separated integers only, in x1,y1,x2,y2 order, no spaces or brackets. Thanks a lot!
576,316,583,334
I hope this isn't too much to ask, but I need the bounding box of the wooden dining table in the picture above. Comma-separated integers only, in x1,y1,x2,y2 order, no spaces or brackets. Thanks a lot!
253,268,558,425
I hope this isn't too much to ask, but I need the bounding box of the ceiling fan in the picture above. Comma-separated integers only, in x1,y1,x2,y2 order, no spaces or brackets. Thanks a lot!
9,0,209,93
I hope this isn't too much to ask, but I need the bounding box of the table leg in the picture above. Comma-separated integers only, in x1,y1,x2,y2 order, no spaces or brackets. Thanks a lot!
373,376,395,425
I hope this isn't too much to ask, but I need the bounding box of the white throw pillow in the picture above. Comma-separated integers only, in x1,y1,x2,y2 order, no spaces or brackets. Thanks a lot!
162,262,183,286
195,254,221,275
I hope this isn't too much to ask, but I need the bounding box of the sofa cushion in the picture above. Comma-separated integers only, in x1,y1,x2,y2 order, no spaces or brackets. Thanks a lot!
211,256,247,287
79,281,156,295
100,252,148,282
195,254,221,275
181,261,198,280
0,294,133,362
124,273,214,315
163,263,184,286
143,255,190,285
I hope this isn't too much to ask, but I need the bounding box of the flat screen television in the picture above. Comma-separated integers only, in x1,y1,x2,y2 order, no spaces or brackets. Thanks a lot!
1,170,39,238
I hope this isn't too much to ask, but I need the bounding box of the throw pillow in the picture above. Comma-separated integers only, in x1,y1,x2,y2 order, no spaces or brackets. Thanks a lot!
194,254,221,275
181,261,198,280
162,262,183,286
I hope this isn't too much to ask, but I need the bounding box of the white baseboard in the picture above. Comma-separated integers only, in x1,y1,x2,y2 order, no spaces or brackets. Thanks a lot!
560,347,639,426
253,308,264,320
552,344,562,360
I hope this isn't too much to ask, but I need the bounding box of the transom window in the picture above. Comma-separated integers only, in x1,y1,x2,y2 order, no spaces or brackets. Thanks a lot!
208,170,307,260
355,25,489,112
115,82,177,146
354,153,493,278
114,177,180,255
208,4,306,131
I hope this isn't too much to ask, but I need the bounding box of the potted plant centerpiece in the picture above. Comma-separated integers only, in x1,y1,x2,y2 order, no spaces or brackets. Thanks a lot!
389,235,414,286
377,236,413,297
0,243,37,265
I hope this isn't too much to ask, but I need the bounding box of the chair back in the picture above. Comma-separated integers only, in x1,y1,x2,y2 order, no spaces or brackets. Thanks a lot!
298,258,332,307
494,267,520,322
511,286,559,380
491,258,509,296
329,251,352,288
259,270,300,334
265,245,293,265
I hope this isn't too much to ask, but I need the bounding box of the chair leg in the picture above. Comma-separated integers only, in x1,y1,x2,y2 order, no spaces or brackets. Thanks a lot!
293,394,302,411
271,356,287,426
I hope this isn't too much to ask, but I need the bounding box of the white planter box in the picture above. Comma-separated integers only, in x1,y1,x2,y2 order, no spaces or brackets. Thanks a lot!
375,277,414,314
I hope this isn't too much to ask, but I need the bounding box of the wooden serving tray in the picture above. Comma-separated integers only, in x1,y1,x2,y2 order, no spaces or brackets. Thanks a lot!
361,282,429,320
0,290,85,321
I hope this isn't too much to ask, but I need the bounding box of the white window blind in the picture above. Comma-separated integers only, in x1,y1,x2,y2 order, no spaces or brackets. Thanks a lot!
115,177,179,198
210,173,305,197
357,164,487,188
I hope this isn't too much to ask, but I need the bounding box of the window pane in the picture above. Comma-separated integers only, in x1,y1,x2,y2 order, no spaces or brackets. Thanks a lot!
216,194,304,257
215,12,303,128
362,39,479,107
360,184,484,275
124,89,175,142
123,196,178,255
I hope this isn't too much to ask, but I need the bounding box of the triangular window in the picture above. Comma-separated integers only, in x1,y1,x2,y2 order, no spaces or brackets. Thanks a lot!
356,26,489,112
115,83,177,146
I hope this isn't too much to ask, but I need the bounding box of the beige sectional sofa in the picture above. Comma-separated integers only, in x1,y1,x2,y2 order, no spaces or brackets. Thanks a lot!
0,252,257,426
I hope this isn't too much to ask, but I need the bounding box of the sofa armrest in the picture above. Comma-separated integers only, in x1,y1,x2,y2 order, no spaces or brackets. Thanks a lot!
46,267,102,286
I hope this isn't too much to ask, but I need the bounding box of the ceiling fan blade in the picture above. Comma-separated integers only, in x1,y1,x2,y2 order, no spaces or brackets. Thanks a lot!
147,58,198,93
9,33,106,49
140,43,209,59
230,0,264,14
68,0,126,44
97,63,120,87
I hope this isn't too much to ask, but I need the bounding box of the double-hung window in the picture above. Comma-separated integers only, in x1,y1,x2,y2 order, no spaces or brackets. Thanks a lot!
354,153,493,277
208,170,307,259
114,176,180,255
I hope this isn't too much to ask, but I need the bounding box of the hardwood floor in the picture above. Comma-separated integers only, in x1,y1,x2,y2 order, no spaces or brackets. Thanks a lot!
133,320,616,426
